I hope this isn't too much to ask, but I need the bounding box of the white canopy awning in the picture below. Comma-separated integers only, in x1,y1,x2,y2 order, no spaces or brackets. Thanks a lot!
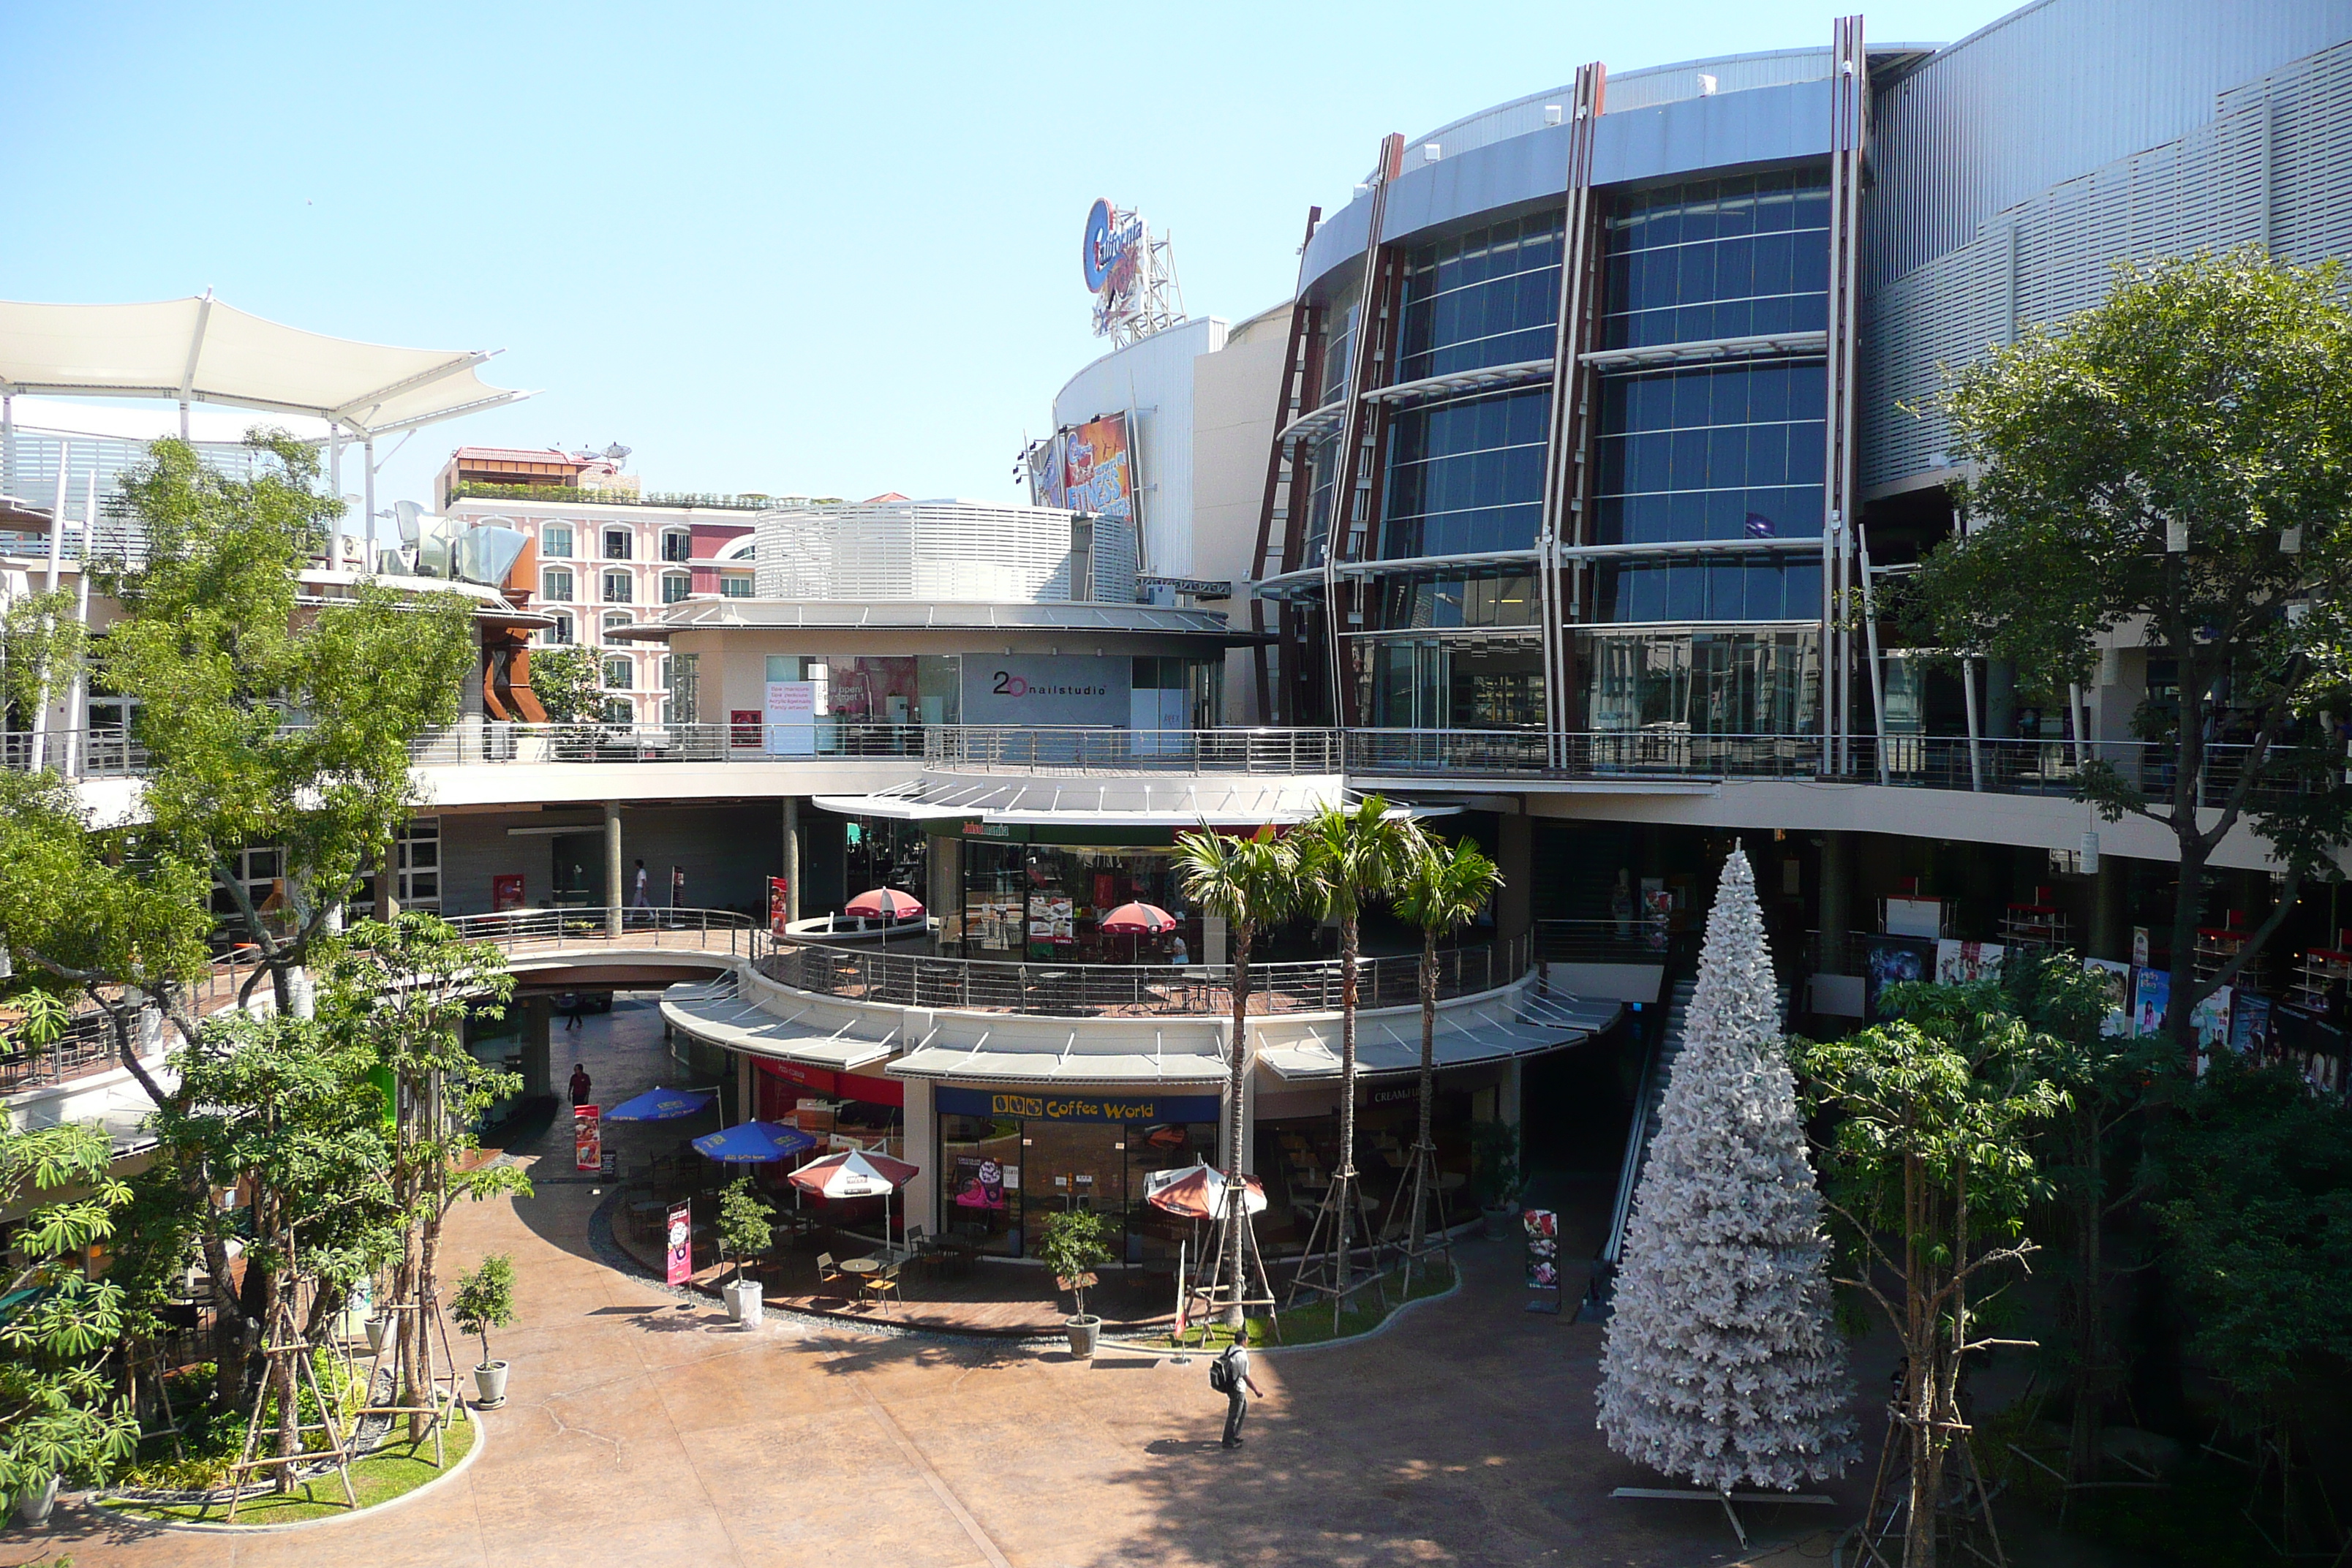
660,981,899,1071
0,295,532,437
1255,989,1621,1082
889,1026,1229,1086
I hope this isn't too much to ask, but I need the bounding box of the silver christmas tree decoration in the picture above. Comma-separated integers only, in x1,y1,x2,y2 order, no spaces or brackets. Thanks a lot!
1597,849,1856,1492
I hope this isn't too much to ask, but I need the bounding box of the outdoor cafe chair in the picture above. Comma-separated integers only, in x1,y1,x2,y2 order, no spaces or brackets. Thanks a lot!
815,1252,848,1291
862,1262,901,1304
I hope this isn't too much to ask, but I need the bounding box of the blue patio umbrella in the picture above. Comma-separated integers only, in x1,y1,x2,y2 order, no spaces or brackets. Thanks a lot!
692,1120,820,1163
605,1086,718,1123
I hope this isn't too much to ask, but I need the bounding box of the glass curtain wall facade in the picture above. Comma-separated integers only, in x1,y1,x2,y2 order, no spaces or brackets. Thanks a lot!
1577,168,1831,736
1345,214,1565,731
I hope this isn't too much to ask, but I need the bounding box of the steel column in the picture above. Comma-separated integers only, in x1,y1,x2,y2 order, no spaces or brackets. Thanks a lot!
1823,15,1869,773
1537,62,1608,762
1250,207,1324,723
1321,133,1406,730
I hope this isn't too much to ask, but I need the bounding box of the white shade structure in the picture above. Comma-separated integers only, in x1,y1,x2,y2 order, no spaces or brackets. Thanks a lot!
0,294,531,438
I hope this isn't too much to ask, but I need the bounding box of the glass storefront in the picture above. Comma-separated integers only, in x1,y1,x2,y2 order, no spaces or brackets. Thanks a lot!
1350,633,1545,731
954,840,1203,963
763,653,962,728
935,1087,1222,1262
1257,1079,1480,1244
1579,627,1820,736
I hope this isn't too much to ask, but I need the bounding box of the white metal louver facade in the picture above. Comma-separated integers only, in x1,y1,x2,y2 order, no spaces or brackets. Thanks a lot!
754,499,1134,603
1863,25,2352,494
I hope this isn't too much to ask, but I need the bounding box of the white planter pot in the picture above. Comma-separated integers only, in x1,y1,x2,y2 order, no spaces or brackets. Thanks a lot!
723,1278,764,1328
364,1316,391,1354
472,1360,509,1409
15,1474,60,1526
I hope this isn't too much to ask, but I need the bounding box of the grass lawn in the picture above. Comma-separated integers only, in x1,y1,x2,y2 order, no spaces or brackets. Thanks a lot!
1126,1262,1457,1351
108,1409,478,1526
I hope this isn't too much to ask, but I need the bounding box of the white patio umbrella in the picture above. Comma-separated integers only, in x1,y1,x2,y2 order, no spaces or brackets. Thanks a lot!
789,1147,921,1252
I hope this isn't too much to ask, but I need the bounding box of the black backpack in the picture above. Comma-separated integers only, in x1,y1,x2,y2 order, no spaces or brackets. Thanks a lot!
1208,1352,1237,1393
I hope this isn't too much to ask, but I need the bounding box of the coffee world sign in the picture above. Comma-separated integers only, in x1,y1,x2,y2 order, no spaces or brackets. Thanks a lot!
935,1087,1221,1125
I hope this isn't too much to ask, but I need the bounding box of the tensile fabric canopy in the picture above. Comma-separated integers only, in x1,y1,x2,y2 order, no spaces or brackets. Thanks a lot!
605,1087,716,1123
844,889,923,919
788,1147,919,1198
1144,1160,1268,1220
692,1121,819,1163
1098,902,1176,935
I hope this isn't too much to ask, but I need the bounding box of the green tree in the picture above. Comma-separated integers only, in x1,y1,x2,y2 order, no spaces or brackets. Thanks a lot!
2150,1052,2352,1427
157,1009,395,1485
1392,833,1500,1263
715,1177,774,1286
1913,251,2352,1060
1794,981,2065,1568
1999,950,2172,1484
1038,1208,1115,1321
527,644,605,727
317,913,526,1438
0,1115,139,1501
1175,826,1300,1327
1293,797,1418,1303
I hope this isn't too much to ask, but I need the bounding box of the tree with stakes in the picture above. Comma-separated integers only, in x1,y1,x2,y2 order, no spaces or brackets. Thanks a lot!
1597,851,1857,1502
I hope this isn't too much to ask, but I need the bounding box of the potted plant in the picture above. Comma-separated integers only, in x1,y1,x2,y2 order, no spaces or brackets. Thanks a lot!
1471,1119,1522,1232
13,1472,60,1526
1039,1209,1115,1357
715,1175,774,1328
451,1253,519,1409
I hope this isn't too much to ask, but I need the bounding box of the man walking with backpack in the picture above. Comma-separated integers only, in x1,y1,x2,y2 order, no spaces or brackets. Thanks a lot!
1211,1338,1263,1449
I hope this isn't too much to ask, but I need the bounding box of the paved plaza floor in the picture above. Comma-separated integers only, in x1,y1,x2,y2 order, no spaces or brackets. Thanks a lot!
4,999,2153,1568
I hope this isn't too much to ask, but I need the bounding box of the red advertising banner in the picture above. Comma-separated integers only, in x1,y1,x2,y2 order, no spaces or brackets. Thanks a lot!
573,1106,601,1173
665,1199,693,1286
491,873,526,912
768,876,792,938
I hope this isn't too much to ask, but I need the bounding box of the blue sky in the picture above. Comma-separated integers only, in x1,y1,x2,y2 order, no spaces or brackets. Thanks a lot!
10,1,2012,511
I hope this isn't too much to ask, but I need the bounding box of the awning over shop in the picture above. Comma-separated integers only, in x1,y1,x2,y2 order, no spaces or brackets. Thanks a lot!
660,979,900,1071
1254,988,1621,1082
889,1026,1229,1087
812,778,1448,834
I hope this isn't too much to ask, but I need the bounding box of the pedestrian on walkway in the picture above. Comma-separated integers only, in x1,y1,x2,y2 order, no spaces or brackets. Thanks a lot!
562,994,584,1032
633,858,650,908
1211,1338,1262,1448
570,1063,593,1107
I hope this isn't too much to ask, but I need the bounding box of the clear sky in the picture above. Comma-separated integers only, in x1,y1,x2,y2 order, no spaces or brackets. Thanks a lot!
10,1,2014,513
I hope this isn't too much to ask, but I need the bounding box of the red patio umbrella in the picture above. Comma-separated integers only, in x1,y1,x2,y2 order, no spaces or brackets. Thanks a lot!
845,888,924,920
1098,901,1175,963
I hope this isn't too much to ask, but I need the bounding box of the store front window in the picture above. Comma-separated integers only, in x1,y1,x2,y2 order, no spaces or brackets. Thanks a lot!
935,1087,1221,1261
955,840,1202,964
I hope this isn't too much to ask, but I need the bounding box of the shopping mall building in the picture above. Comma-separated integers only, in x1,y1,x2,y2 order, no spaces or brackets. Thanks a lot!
9,0,2352,1262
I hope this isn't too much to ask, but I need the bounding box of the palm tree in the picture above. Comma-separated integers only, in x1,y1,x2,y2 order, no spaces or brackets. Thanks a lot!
1392,834,1501,1271
1173,825,1300,1329
1292,796,1419,1307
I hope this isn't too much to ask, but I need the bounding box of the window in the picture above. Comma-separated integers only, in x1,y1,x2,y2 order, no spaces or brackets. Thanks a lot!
1600,169,1831,351
1376,387,1550,559
394,818,440,911
720,573,753,598
542,612,574,647
600,611,633,644
660,529,692,563
603,655,633,690
1068,518,1093,601
603,569,633,603
541,565,574,602
211,844,283,922
1395,211,1566,381
1591,360,1827,546
661,570,691,604
540,522,573,559
603,527,633,559
666,652,698,725
602,698,634,725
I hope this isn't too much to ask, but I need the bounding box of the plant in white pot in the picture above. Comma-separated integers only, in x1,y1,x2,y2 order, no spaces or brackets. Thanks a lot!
451,1253,519,1409
1039,1209,1115,1358
1471,1118,1522,1228
715,1177,774,1329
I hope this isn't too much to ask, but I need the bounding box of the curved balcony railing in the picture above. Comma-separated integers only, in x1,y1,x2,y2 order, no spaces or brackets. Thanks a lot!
407,721,925,765
924,725,1341,774
752,930,1532,1018
438,905,761,954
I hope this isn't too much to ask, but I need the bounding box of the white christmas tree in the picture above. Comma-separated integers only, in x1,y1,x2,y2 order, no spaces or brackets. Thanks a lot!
1596,849,1856,1492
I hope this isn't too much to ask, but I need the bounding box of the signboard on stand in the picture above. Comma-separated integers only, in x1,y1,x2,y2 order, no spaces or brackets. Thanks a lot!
763,680,816,756
573,1106,600,1173
768,876,791,938
1523,1207,1560,1312
665,1199,693,1286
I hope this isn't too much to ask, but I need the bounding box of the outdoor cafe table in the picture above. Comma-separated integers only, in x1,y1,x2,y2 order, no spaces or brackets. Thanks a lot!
837,1256,882,1280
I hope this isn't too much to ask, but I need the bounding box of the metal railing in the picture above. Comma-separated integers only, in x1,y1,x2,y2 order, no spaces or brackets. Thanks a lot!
925,725,1343,774
0,728,151,777
439,905,760,954
405,721,926,765
752,929,1531,1017
1535,918,1680,963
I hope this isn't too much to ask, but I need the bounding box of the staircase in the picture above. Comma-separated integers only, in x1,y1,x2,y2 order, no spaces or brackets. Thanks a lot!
1577,976,1789,1322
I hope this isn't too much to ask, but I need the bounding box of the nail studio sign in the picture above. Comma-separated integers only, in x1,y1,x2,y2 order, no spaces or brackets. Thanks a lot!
959,655,1130,728
936,1088,1220,1125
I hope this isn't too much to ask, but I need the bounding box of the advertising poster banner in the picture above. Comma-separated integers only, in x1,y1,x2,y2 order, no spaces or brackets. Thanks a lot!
1062,413,1134,522
2133,966,2171,1041
763,680,816,756
2084,958,2133,1037
573,1106,600,1173
1934,939,2006,986
952,1156,1007,1210
1028,434,1068,511
491,873,526,912
768,876,791,938
2228,992,2273,1056
1863,936,1933,1021
1523,1208,1559,1292
664,1199,693,1286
